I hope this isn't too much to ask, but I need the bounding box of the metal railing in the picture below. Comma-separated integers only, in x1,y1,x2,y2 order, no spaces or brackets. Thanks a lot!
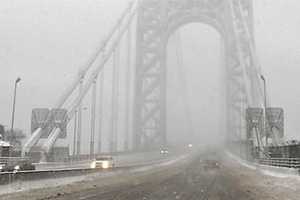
0,157,30,163
256,157,300,169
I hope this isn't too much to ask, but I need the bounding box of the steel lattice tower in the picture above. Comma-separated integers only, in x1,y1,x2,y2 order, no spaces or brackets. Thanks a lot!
133,0,263,149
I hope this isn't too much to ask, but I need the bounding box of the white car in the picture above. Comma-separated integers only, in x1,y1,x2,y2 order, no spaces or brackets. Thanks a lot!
90,156,115,169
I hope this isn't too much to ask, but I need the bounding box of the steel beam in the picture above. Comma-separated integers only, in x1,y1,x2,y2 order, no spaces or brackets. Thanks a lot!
134,0,260,148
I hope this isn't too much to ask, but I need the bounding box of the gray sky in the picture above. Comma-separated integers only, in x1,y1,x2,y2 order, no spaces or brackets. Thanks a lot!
1,0,300,145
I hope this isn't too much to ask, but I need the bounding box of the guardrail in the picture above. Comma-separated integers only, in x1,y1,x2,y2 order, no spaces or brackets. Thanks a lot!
0,166,133,185
0,157,30,163
256,157,300,169
0,156,174,185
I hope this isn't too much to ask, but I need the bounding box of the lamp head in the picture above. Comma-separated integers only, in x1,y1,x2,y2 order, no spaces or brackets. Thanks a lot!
16,77,21,83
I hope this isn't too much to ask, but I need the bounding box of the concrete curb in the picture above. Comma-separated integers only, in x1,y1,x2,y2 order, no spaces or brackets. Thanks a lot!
255,162,299,176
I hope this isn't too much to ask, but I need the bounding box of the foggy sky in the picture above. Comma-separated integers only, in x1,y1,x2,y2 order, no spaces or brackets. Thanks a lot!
1,0,300,145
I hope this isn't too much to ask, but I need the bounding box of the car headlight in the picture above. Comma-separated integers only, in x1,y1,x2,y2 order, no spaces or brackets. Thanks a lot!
90,161,96,169
160,150,164,154
102,161,109,169
0,165,3,170
14,165,20,170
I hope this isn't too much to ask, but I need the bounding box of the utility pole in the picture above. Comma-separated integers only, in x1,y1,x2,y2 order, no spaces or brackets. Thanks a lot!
10,77,21,137
77,78,83,155
260,75,267,146
73,110,78,156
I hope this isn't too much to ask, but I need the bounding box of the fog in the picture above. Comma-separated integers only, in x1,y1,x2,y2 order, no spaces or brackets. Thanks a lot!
1,0,300,152
166,24,225,146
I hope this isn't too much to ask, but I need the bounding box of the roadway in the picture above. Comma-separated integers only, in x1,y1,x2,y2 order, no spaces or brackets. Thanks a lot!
34,150,179,171
0,148,191,197
2,150,300,200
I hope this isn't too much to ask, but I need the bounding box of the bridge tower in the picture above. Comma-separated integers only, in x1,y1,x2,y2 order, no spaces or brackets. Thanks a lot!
133,0,263,149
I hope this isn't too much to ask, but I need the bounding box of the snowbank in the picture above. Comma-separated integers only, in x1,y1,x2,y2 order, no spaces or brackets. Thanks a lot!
226,151,299,178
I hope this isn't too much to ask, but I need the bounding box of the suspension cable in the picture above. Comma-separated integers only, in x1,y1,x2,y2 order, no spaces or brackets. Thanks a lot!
55,1,136,108
22,1,138,156
90,76,97,157
97,70,104,154
124,24,132,151
111,43,120,152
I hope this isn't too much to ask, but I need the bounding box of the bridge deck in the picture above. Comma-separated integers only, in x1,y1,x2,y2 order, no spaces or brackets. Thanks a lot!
2,151,300,200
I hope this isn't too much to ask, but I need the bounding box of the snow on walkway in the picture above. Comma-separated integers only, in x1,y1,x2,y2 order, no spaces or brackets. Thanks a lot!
226,151,300,179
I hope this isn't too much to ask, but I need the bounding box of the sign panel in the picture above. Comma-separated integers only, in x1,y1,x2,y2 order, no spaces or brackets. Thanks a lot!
0,124,4,136
246,108,264,139
31,108,52,138
31,108,68,139
51,109,68,139
266,108,284,138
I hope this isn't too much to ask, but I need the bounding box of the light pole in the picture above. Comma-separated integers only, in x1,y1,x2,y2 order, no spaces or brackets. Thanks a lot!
260,75,267,146
73,110,78,156
10,77,21,134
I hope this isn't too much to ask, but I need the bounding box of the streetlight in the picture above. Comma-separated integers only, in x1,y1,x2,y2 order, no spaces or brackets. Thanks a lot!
260,75,267,146
260,75,267,111
73,110,78,156
10,77,21,133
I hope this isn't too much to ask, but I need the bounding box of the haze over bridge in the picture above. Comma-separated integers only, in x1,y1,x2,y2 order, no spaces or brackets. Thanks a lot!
19,0,280,161
2,0,300,200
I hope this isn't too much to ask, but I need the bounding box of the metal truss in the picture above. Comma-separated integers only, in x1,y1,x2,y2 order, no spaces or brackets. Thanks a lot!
134,0,262,148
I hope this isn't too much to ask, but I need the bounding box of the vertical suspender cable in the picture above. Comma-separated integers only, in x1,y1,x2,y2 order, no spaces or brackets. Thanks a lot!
110,48,119,152
77,79,83,155
90,76,97,157
97,71,104,154
111,24,121,152
124,25,132,151
114,44,120,152
109,51,116,153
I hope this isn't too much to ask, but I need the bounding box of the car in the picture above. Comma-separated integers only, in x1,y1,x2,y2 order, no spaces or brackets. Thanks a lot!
201,159,220,170
90,156,115,169
160,149,169,154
